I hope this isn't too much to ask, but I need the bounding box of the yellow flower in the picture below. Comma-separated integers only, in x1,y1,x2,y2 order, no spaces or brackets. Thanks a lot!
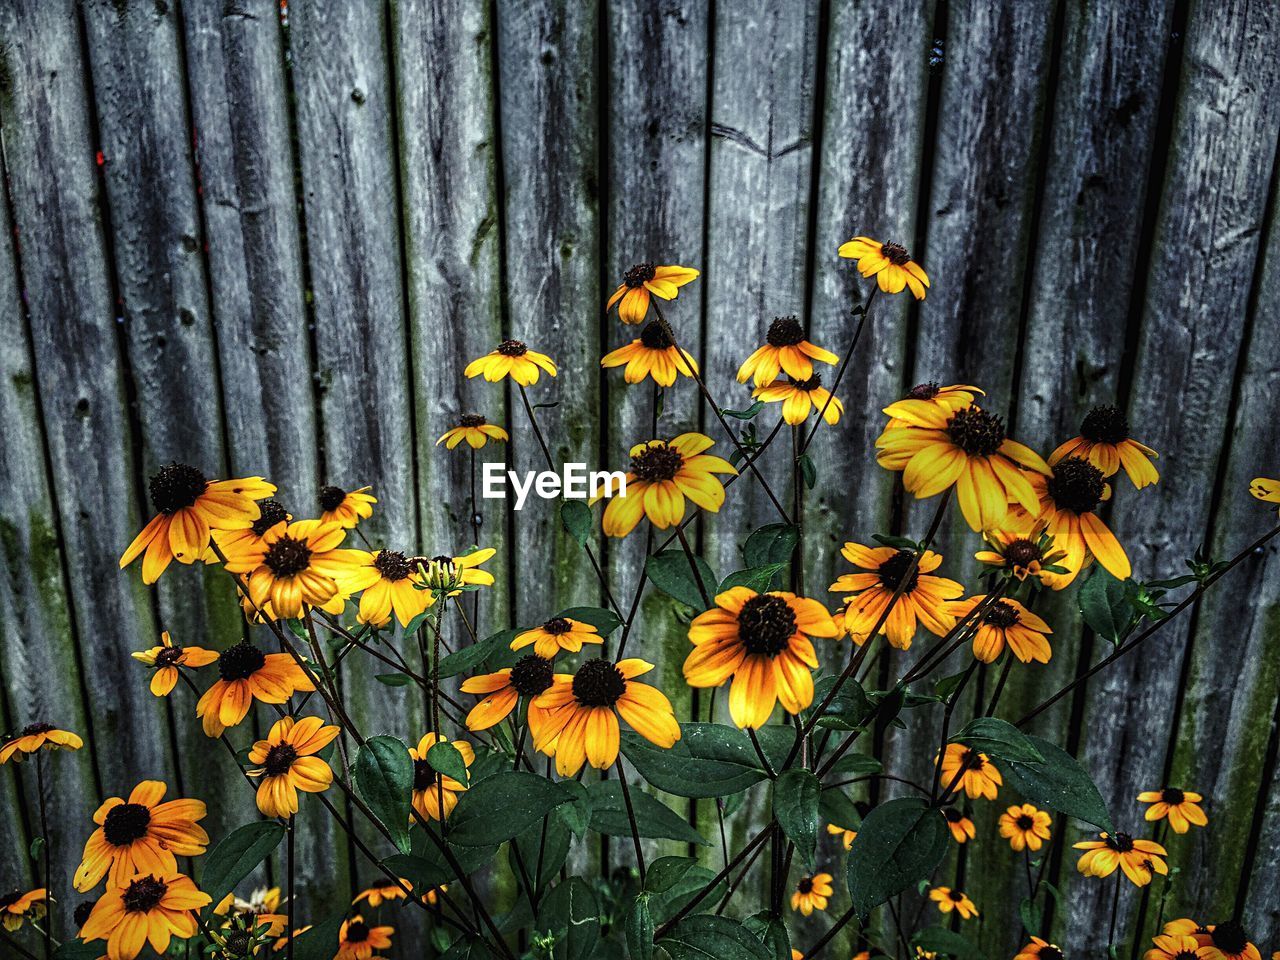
343,549,435,628
928,886,978,920
1074,832,1168,887
602,320,699,385
337,915,394,960
195,642,315,737
353,878,414,908
1249,476,1280,514
829,543,962,650
683,587,839,729
1015,937,1066,960
222,519,365,620
460,656,556,734
838,236,929,299
417,547,497,595
0,888,46,932
1050,405,1158,489
1196,923,1261,960
80,872,210,960
942,806,975,844
409,733,474,822
436,414,509,450
936,743,1002,801
131,630,219,698
605,263,700,324
209,499,293,561
1137,787,1207,834
598,434,737,537
247,716,340,818
1162,919,1214,947
74,781,208,892
883,382,984,425
512,616,602,658
753,374,844,426
826,823,857,850
465,340,557,386
736,316,838,387
1145,933,1209,960
790,873,833,916
946,595,1052,664
974,525,1071,589
120,464,275,583
1011,458,1131,583
533,658,680,776
999,803,1052,851
0,722,83,764
318,484,376,528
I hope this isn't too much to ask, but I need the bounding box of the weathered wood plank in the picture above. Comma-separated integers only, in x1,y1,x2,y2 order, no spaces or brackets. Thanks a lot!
1065,0,1280,951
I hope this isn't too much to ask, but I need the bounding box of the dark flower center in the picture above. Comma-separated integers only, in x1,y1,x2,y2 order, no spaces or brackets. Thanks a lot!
796,878,814,894
572,659,627,707
73,900,96,928
224,930,255,955
1210,921,1248,954
1046,457,1105,514
155,646,185,667
318,485,347,512
765,316,805,347
1160,787,1186,805
624,263,656,288
412,758,436,791
543,617,572,635
219,641,267,682
263,744,299,777
1039,947,1064,960
737,594,797,657
510,655,555,697
1105,832,1134,852
790,374,821,392
949,890,964,902
345,921,370,943
630,443,684,482
0,891,21,909
942,807,964,823
20,722,55,736
251,499,290,536
1080,404,1130,445
907,382,941,400
946,407,1006,457
878,551,920,593
1016,814,1034,830
961,749,985,771
497,339,528,357
880,241,911,265
374,550,412,582
263,535,313,577
1170,952,1197,960
1004,538,1042,567
984,601,1021,629
103,802,152,846
149,463,207,515
459,413,486,428
121,875,167,913
639,320,673,350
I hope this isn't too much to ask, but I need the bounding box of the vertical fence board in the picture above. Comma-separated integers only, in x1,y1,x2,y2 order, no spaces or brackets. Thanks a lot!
1066,0,1280,951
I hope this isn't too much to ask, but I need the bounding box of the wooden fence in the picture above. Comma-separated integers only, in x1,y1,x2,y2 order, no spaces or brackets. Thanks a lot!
1,0,1278,956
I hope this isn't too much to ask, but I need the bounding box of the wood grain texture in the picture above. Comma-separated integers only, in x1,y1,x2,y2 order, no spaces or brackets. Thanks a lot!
1065,0,1280,951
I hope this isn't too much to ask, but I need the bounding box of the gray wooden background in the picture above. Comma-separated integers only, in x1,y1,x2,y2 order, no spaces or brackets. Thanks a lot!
1,0,1279,957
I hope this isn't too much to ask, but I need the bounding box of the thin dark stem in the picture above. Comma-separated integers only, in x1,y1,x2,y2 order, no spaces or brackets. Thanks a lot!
653,826,775,938
1107,873,1122,948
0,930,40,960
790,424,804,593
469,445,481,629
984,655,1015,717
887,897,913,958
802,904,857,959
798,285,877,458
35,753,51,960
615,758,647,884
286,816,295,960
674,523,712,608
930,660,979,801
747,728,777,778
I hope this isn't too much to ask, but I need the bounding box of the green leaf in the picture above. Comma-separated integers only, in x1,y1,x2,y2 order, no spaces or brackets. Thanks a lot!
826,753,883,778
198,821,287,913
621,724,770,798
626,893,656,960
586,781,709,845
798,454,817,490
772,770,820,869
659,915,771,960
743,524,800,567
721,400,764,420
556,779,592,838
354,736,414,854
801,676,874,731
1001,736,1114,832
649,864,728,924
382,852,452,891
1019,896,1042,935
541,877,600,960
437,629,517,680
447,771,573,846
646,550,717,610
292,908,347,960
561,499,593,548
933,670,970,701
644,856,699,894
846,797,948,917
558,605,623,637
439,937,496,960
819,786,864,833
950,716,1045,764
374,672,415,686
54,941,103,959
719,563,789,594
743,913,791,960
912,926,979,957
509,810,570,889
1079,568,1131,644
427,740,470,786
29,836,44,861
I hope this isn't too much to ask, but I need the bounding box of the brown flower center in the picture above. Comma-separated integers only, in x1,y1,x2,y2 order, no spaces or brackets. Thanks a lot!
345,921,370,943
737,594,797,657
572,659,627,708
1004,538,1043,567
155,646,185,667
1080,404,1130,445
796,878,814,894
984,601,1021,629
412,758,436,792
103,803,152,846
263,535,313,578
765,316,805,347
263,744,299,777
0,891,22,910
949,890,964,902
121,875,167,913
542,617,572,635
1210,921,1248,954
1159,787,1185,806
961,749,986,771
510,655,555,697
639,319,673,350
20,722,55,736
1039,947,1064,960
1105,832,1134,852
219,641,267,682
630,443,684,482
149,463,207,515
1045,457,1105,514
459,413,486,428
73,900,96,928
907,382,940,400
946,407,1006,457
250,499,290,536
789,374,822,391
624,263,656,288
497,339,528,357
877,551,920,593
374,550,412,582
942,807,965,824
1016,814,1034,830
318,485,347,512
880,241,911,265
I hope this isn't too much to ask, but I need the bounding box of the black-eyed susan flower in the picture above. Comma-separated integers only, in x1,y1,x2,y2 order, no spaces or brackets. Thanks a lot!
606,263,700,325
838,237,929,299
1015,457,1131,582
942,806,975,844
213,885,289,938
80,871,210,959
882,383,984,425
195,642,315,738
247,716,339,818
753,374,844,426
826,823,857,850
1015,938,1066,960
1138,787,1207,834
0,722,83,764
1145,933,1206,960
120,464,275,584
1162,919,1214,946
876,402,1049,532
342,549,434,628
318,484,377,528
947,595,1052,664
512,616,602,658
131,631,218,698
436,414,509,450
1198,922,1262,960
209,498,292,560
0,888,45,932
975,525,1071,589
736,316,838,387
465,340,557,386
598,434,737,537
416,547,497,595
409,733,474,822
353,878,414,908
74,781,209,892
790,873,833,916
533,658,680,776
928,886,978,920
1051,405,1159,489
337,915,394,960
601,320,699,386
1250,476,1280,514
460,655,556,734
999,803,1052,852
683,588,839,729
937,743,1002,801
1074,832,1167,887
223,519,364,620
829,544,962,650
